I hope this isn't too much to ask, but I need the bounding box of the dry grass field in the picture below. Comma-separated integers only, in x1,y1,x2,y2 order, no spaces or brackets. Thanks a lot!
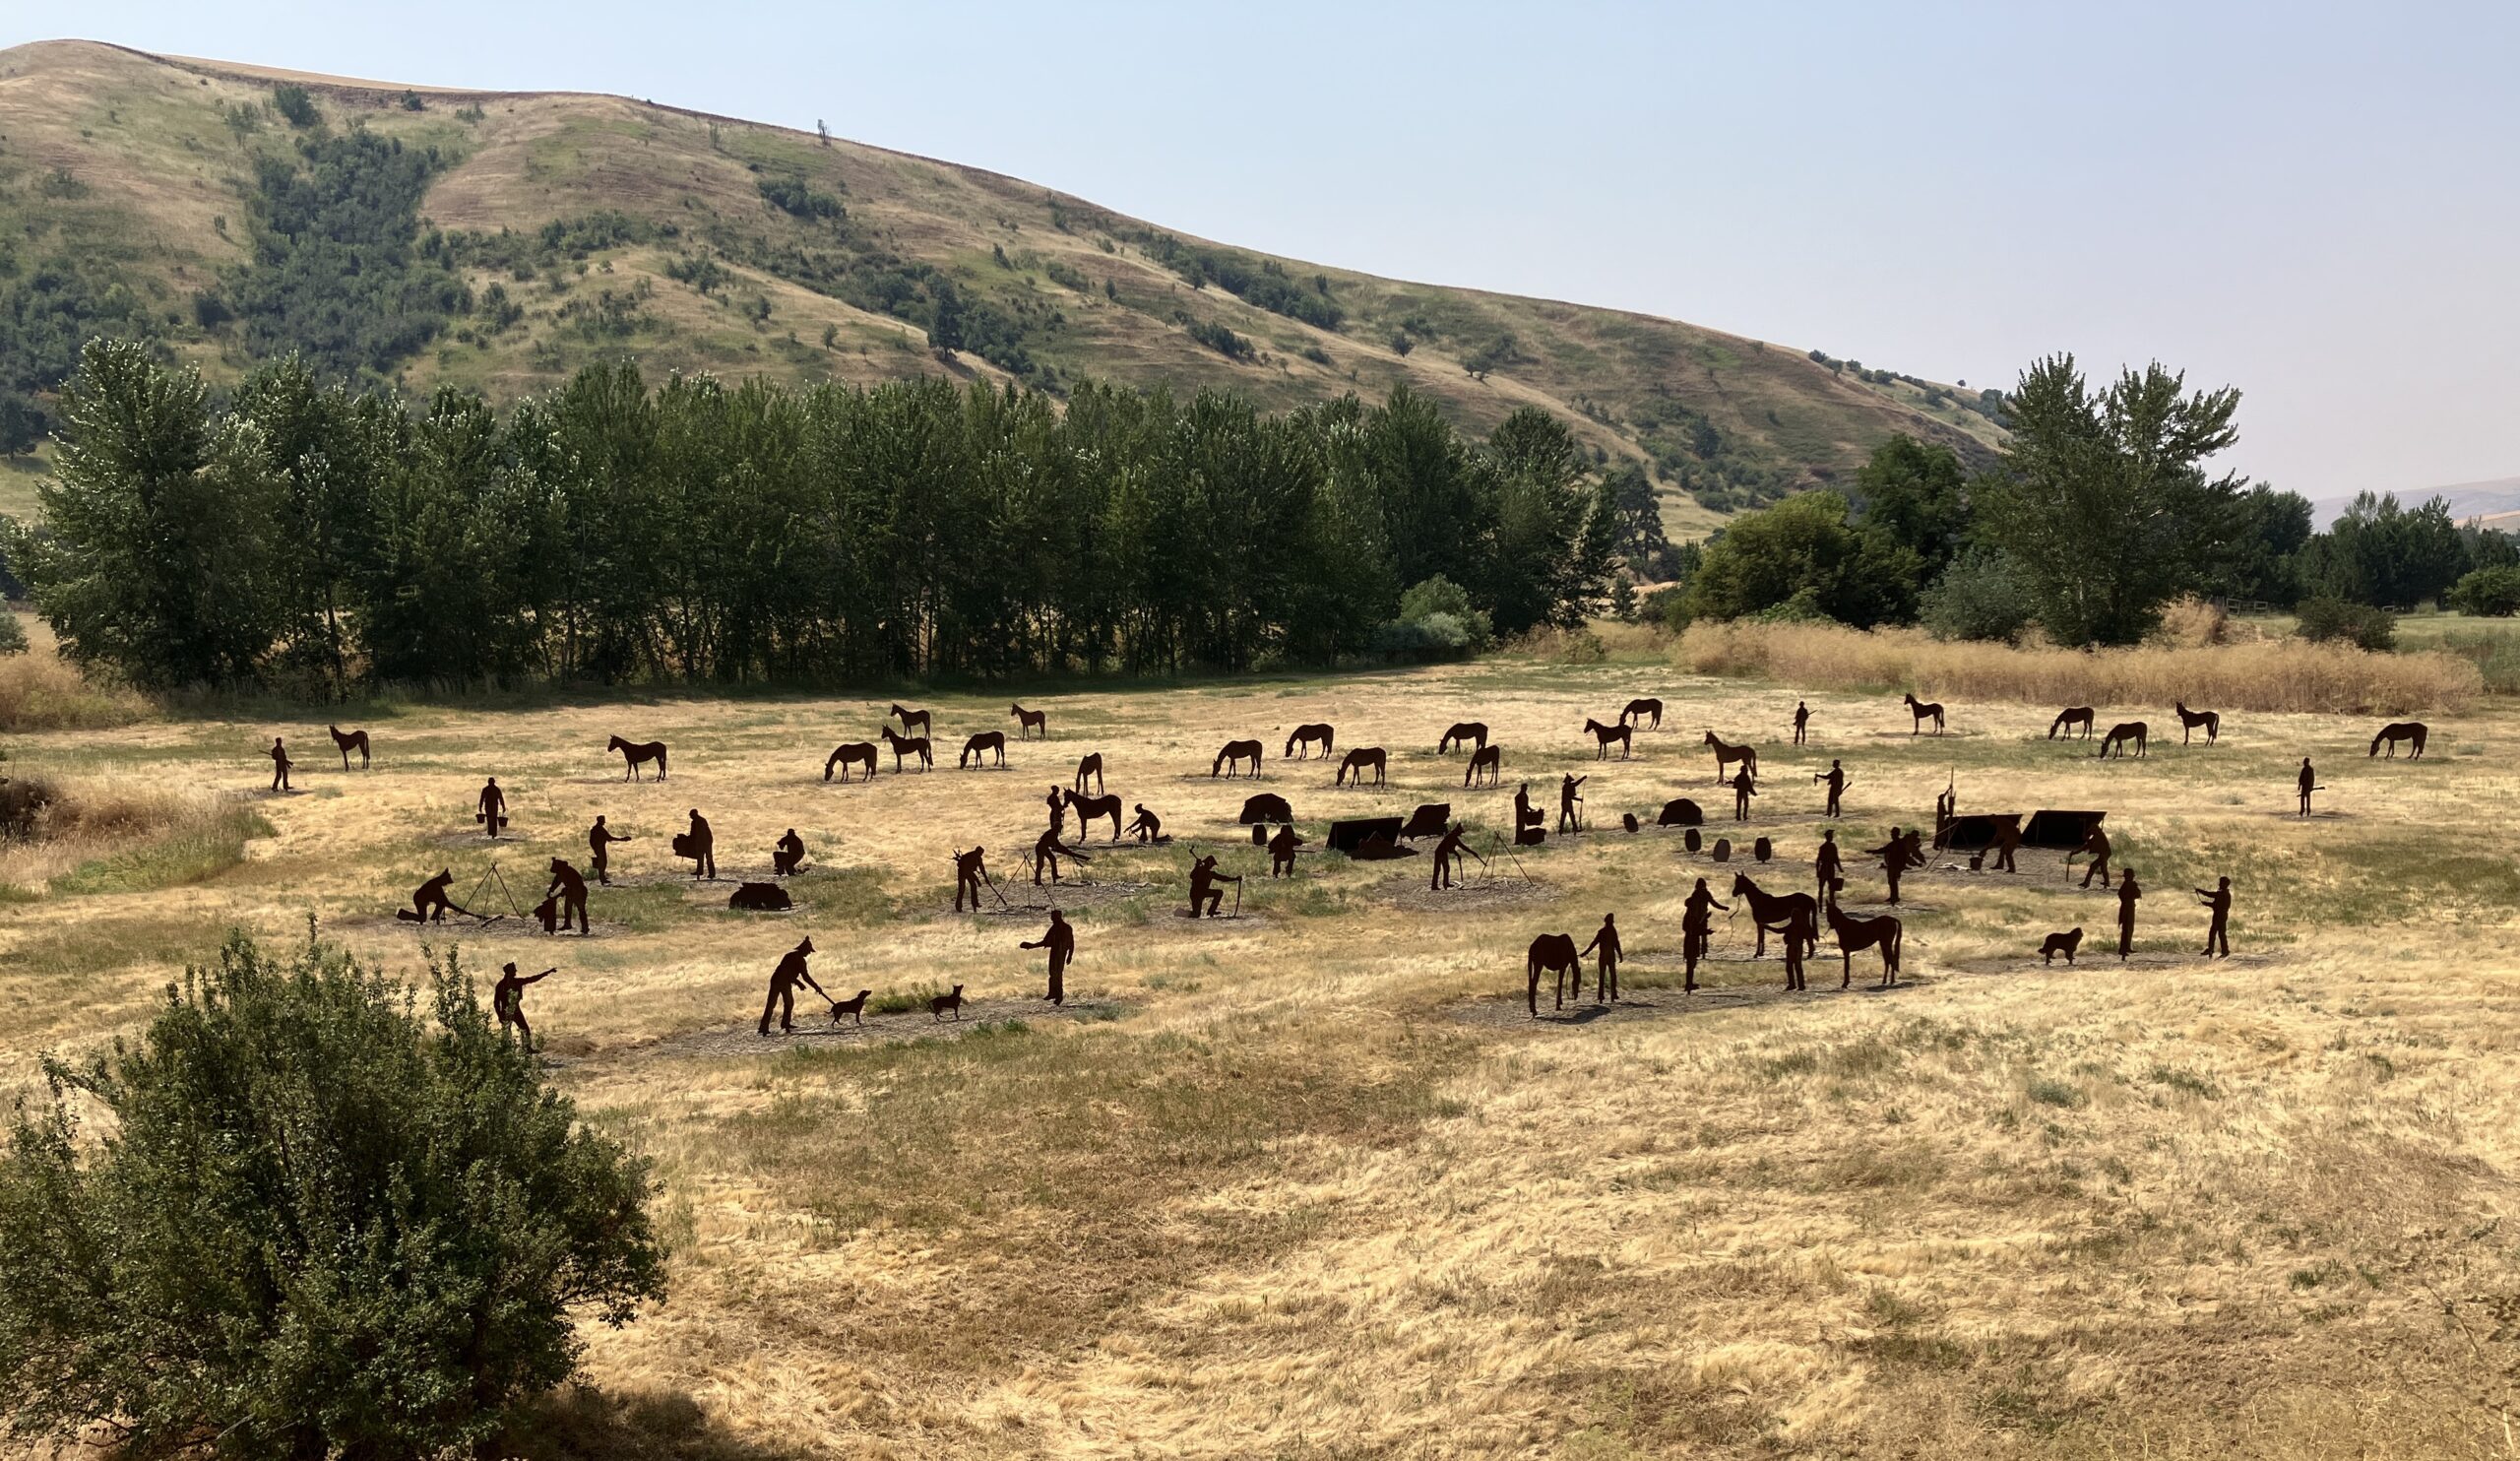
6,641,2520,1458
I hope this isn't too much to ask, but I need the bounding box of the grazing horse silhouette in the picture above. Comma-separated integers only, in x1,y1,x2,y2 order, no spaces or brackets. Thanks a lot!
880,727,932,773
1439,722,1489,754
890,703,931,735
2370,722,2427,759
1465,744,1502,787
1620,697,1664,729
1702,730,1757,785
1336,747,1387,787
824,741,877,782
327,724,370,770
1583,719,1633,760
1010,703,1047,739
1286,724,1336,760
960,731,1007,769
2048,707,2094,740
2174,701,2220,745
1526,932,1584,1016
1063,788,1124,842
1827,903,1904,988
2098,722,2148,759
1730,872,1817,960
608,736,668,781
1214,739,1264,777
1903,693,1945,735
1073,753,1105,794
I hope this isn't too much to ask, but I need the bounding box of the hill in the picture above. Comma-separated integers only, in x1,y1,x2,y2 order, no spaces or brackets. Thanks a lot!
0,39,2000,539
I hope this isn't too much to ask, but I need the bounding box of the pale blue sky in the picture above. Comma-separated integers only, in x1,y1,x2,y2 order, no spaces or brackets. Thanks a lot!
12,2,2515,501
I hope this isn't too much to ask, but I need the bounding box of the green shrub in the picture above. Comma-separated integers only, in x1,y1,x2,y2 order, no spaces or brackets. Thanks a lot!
1920,548,2036,642
2446,566,2520,617
271,83,318,128
2295,596,2397,651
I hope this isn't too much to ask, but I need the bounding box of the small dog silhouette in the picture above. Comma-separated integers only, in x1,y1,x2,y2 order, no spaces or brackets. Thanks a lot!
829,989,872,1027
2041,927,2084,965
928,984,966,1022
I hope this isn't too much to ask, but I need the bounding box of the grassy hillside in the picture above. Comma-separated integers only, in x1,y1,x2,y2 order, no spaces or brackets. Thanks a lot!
0,39,2001,540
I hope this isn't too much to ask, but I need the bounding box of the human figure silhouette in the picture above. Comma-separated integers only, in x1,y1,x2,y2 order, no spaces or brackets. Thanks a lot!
1045,787,1067,840
954,846,989,911
2297,757,2316,817
1814,760,1845,819
1020,910,1076,1005
1990,816,2022,874
1558,774,1586,834
678,809,715,880
1864,827,1910,906
1814,829,1841,902
1032,826,1088,885
1781,905,1813,991
1514,783,1541,838
2196,875,2232,957
588,815,631,885
1934,783,1956,847
1269,823,1304,877
493,963,554,1052
2115,867,2141,960
2076,823,2111,889
399,868,465,923
1127,803,1163,843
1793,700,1809,745
267,736,292,793
476,778,508,838
1732,764,1757,822
758,937,829,1037
773,828,807,876
1581,914,1622,1002
1681,878,1729,992
543,858,590,935
1430,823,1480,890
1188,854,1240,918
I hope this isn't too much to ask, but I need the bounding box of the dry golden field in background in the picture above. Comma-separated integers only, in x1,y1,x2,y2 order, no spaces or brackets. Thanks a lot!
5,633,2520,1458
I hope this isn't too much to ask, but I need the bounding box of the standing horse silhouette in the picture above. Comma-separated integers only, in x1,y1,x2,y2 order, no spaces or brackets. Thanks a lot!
2370,722,2428,759
960,731,1007,769
1620,697,1664,729
2098,722,2148,759
823,741,876,782
1827,903,1904,987
1010,703,1047,739
1526,932,1584,1016
1730,872,1817,960
1072,753,1104,794
1465,744,1502,787
1063,788,1124,841
1903,693,1946,735
1702,730,1757,785
1213,739,1264,777
1336,747,1387,787
2048,707,2094,740
328,725,371,770
1583,719,1633,760
889,703,931,735
1439,722,1489,754
1286,724,1336,760
880,727,932,773
2174,701,2220,745
608,736,668,781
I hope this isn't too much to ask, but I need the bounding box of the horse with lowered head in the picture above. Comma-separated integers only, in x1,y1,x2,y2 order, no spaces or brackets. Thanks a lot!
1526,932,1585,1016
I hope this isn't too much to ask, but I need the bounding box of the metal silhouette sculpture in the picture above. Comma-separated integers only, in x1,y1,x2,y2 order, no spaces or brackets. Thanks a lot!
1731,765,1758,822
2042,927,2083,965
889,703,932,735
1683,827,1702,853
1187,854,1241,918
672,809,715,880
1020,910,1075,1005
608,735,667,782
1044,786,1068,841
829,989,872,1027
1729,873,1816,960
1213,739,1264,778
758,937,830,1037
954,846,996,911
929,985,967,1022
2048,707,2095,740
267,736,292,793
2072,822,2112,889
1657,797,1703,827
1828,903,1903,987
1583,718,1634,760
1681,878,1728,991
1399,802,1453,842
2297,757,2320,817
2115,867,2141,959
1440,722,1489,754
1429,823,1481,889
1624,812,1640,834
2196,875,2233,957
494,963,554,1052
2174,701,2221,745
824,741,877,783
1703,731,1757,785
475,778,509,838
1779,905,1814,990
880,727,933,773
1011,702,1047,739
397,869,471,923
1239,792,1294,825
1933,781,1956,847
1903,693,1946,735
1063,788,1124,841
1526,932,1583,1015
1286,724,1336,760
1990,816,2022,873
1073,754,1104,794
1792,700,1809,745
959,731,1007,769
2098,722,2148,759
1814,759,1848,818
1128,804,1166,844
773,828,808,876
1581,914,1622,1001
2370,722,2427,759
1465,743,1502,787
542,858,591,934
1032,826,1089,885
1711,837,1732,862
327,724,370,770
588,815,631,885
1336,747,1388,788
1620,698,1664,730
1558,774,1586,834
1863,827,1922,905
1269,823,1306,876
1814,828,1842,900
729,882,792,912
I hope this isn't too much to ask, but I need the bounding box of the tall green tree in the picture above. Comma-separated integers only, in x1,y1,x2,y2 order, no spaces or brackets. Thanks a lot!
2298,492,2467,609
1850,433,1971,575
1683,489,1922,628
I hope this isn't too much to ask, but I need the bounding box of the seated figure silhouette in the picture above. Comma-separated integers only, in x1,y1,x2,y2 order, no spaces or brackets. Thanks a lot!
1188,854,1241,918
543,858,591,935
773,828,808,876
1127,803,1165,844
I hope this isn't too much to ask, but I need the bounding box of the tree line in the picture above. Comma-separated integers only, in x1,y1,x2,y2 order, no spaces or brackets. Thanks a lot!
4,340,1617,694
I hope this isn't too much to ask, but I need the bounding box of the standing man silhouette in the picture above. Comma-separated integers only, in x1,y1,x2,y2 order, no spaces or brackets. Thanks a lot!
2076,823,2112,889
588,815,631,885
1731,764,1757,822
494,963,555,1052
1021,909,1076,1005
1045,787,1067,840
543,858,591,935
477,777,507,838
1815,760,1846,819
2297,757,2316,817
682,809,715,880
1865,827,1909,906
1793,700,1809,745
1268,823,1303,878
1990,816,2022,874
1558,774,1586,835
758,937,828,1037
1814,829,1842,903
2115,867,2141,960
267,736,292,793
1581,914,1622,1003
1681,877,1728,992
2196,876,2233,958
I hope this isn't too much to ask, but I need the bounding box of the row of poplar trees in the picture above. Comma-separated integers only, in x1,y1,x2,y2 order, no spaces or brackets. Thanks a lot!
9,341,1619,692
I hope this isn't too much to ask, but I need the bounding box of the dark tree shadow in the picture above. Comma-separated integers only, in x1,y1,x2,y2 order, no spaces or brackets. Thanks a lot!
501,1383,815,1461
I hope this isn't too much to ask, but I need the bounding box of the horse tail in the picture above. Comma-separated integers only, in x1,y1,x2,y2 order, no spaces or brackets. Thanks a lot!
1890,921,1904,975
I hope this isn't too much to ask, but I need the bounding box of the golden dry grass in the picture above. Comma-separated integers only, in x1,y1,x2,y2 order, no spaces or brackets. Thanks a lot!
4,658,2519,1458
0,621,153,733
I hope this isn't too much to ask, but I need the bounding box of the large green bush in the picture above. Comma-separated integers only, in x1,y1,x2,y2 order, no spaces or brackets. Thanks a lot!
2446,566,2520,617
2294,595,2397,651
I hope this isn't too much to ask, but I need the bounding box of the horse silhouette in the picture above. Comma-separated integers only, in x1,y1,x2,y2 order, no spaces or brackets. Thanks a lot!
2098,722,2148,759
880,727,932,773
2370,722,2427,759
1827,903,1903,987
1526,932,1584,1016
1213,739,1264,777
1063,788,1124,841
328,724,370,770
2174,701,2220,745
1072,753,1104,794
1620,697,1664,729
890,703,931,735
1702,730,1757,785
2041,927,2083,965
1336,747,1387,787
1903,693,1946,735
1439,722,1489,754
1730,872,1817,959
824,741,876,782
1286,724,1336,760
2048,707,2094,740
608,736,667,781
1465,744,1502,787
1583,719,1633,760
960,730,1007,769
1011,703,1047,739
